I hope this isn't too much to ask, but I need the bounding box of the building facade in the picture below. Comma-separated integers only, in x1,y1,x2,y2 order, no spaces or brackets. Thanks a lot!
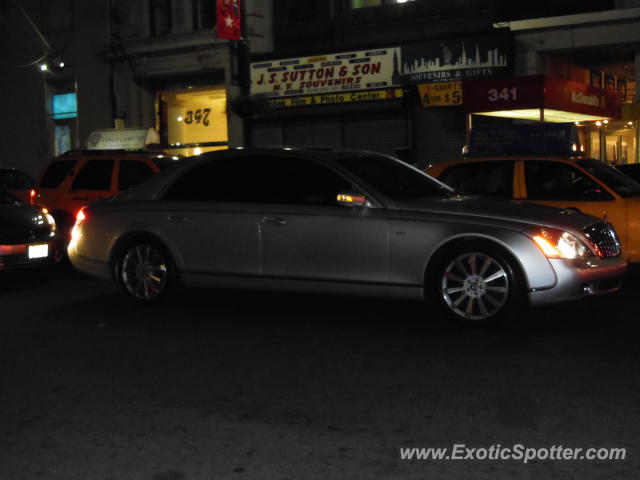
250,0,639,167
0,0,272,177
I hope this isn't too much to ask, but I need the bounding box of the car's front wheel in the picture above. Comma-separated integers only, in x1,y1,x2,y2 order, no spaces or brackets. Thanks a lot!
115,241,173,304
434,243,524,325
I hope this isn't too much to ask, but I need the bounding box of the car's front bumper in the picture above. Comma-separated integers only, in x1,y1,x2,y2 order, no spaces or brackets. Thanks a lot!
528,255,628,307
0,240,62,270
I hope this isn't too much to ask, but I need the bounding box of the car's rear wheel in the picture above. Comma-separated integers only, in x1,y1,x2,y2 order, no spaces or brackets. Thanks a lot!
115,241,173,304
434,243,524,325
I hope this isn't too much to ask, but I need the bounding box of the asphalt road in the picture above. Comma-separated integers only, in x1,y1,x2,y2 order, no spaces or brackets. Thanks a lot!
0,264,638,480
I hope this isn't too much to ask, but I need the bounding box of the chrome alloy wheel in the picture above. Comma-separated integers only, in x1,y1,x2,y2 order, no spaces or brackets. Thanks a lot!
120,245,168,301
441,252,510,321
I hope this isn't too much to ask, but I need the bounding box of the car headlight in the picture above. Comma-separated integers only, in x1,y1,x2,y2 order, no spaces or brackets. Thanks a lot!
527,228,595,259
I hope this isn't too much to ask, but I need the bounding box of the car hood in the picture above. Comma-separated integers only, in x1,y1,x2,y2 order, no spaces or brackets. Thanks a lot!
393,195,603,232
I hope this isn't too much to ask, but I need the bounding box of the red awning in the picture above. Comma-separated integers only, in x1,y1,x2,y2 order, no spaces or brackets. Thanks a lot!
463,75,620,122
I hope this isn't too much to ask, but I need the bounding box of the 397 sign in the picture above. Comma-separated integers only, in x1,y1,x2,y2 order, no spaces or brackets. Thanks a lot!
183,108,211,126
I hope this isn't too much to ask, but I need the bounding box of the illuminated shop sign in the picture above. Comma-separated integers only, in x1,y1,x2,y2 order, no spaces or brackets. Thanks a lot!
399,33,511,85
269,87,403,108
251,48,402,98
464,75,620,122
418,82,462,107
52,93,77,119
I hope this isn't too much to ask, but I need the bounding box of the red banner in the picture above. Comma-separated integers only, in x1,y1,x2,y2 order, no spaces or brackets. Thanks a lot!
216,0,241,41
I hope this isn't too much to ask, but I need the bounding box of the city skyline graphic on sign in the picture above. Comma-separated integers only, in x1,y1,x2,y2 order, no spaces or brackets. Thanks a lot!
402,41,508,74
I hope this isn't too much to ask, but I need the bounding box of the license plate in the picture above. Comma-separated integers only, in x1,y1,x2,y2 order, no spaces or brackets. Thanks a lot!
28,244,48,259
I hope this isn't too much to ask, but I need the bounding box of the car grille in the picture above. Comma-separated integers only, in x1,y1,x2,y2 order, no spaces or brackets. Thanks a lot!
583,222,621,258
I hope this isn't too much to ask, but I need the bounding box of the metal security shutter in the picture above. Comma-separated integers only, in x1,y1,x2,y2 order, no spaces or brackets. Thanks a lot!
412,105,466,169
342,110,408,156
253,122,284,147
283,118,341,149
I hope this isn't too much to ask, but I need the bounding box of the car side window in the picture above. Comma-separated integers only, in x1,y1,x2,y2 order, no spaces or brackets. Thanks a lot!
439,161,514,198
524,161,613,201
163,156,353,205
71,159,114,191
40,160,77,188
119,160,155,191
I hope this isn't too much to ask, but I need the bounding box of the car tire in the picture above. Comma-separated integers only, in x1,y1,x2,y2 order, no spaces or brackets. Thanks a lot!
114,239,175,305
432,242,525,326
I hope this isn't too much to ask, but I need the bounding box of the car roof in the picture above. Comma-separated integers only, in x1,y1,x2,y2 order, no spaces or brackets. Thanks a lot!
433,155,587,167
193,146,393,162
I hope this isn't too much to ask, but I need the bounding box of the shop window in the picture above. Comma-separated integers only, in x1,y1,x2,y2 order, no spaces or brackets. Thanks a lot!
150,0,172,36
160,86,228,157
193,0,216,30
54,125,71,156
440,161,514,198
283,0,318,23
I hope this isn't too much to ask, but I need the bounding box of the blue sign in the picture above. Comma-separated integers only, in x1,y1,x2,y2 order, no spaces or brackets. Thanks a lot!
468,123,581,157
52,93,77,120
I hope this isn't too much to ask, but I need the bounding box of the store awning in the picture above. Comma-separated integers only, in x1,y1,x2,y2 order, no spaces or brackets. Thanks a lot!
463,75,621,122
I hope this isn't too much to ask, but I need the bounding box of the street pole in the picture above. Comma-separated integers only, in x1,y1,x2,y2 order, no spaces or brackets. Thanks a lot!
239,1,252,147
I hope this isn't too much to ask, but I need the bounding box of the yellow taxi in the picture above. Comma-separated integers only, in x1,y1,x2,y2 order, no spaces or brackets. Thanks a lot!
425,126,640,262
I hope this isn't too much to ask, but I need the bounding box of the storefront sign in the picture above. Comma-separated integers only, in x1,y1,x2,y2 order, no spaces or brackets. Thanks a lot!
463,76,544,112
545,77,620,118
270,88,403,108
251,48,402,98
464,76,620,119
399,33,511,84
87,128,160,150
418,82,462,107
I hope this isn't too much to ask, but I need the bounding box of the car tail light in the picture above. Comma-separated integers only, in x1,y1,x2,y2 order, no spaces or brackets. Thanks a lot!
70,207,87,244
29,189,37,205
76,207,86,226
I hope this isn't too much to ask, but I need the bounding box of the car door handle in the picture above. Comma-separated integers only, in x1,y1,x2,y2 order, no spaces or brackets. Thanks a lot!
262,216,286,226
167,215,189,223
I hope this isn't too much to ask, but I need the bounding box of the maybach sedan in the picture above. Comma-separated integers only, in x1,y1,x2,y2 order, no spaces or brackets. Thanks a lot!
68,149,627,324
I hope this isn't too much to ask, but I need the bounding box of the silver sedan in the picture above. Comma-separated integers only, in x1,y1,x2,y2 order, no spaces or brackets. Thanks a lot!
68,148,627,324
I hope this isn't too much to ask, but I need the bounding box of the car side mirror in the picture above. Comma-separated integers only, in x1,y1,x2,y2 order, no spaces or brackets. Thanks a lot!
337,192,367,207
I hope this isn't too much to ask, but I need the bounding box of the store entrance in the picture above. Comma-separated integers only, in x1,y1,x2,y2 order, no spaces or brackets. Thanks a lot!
158,86,229,157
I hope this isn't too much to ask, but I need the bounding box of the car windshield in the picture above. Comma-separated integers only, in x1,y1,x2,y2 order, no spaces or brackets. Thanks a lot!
336,155,453,199
578,158,640,198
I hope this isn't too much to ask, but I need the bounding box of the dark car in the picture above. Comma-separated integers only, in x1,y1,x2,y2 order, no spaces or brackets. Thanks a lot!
0,190,60,270
0,168,37,205
616,164,640,183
